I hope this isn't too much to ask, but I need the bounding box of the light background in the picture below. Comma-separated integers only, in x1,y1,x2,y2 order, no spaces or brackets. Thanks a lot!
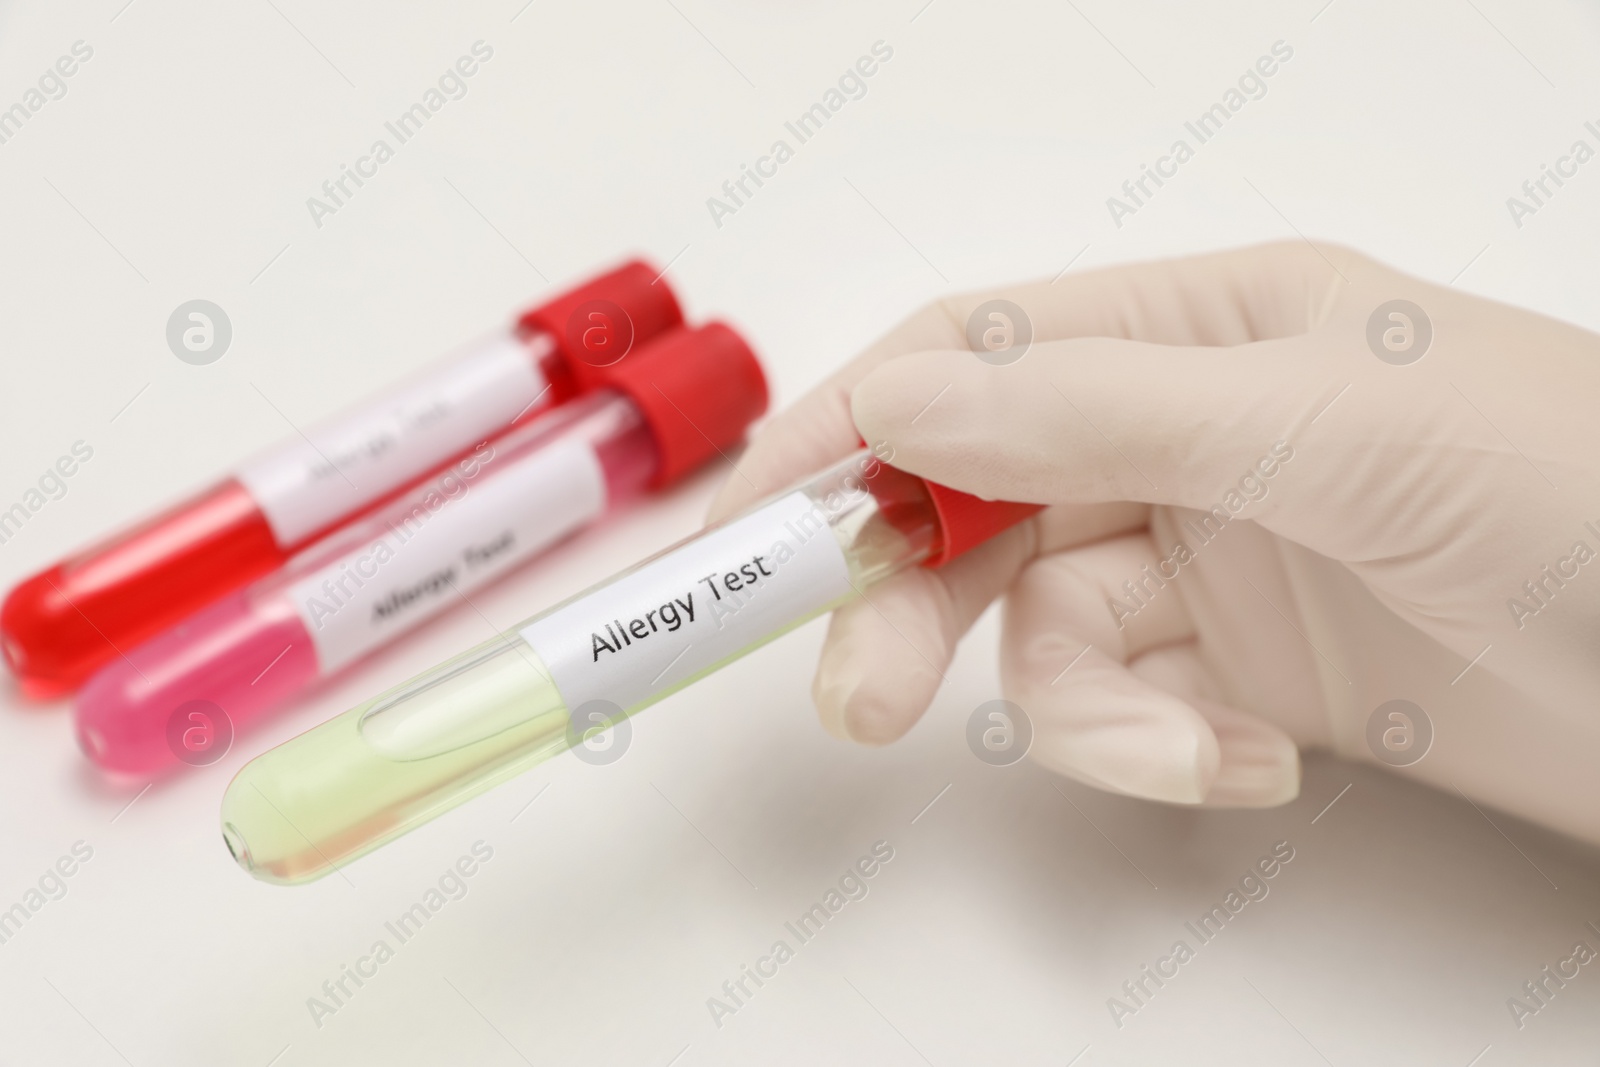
1,0,1599,1063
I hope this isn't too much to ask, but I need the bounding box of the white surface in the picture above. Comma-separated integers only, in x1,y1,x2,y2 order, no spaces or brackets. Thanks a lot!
2,0,1600,1064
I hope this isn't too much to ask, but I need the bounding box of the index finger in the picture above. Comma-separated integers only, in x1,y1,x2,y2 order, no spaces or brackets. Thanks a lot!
707,240,1347,521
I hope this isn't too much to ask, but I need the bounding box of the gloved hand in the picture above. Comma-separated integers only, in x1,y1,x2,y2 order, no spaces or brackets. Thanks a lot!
709,241,1600,848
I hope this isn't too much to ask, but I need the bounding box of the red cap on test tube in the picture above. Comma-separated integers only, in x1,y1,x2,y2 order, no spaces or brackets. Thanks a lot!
606,322,769,488
920,483,1044,567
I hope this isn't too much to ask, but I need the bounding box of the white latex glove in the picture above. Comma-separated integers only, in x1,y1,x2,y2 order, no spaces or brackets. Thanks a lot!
710,241,1600,848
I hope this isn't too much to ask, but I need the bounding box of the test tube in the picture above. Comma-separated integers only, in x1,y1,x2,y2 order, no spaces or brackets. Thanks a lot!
220,447,1040,884
76,324,766,775
2,261,682,695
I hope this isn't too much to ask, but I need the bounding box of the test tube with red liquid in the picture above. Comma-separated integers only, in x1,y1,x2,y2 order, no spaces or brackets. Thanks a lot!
3,262,682,695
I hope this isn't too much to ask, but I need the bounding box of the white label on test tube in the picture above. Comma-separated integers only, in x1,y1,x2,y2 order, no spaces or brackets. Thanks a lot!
520,491,854,715
237,331,551,546
287,438,606,673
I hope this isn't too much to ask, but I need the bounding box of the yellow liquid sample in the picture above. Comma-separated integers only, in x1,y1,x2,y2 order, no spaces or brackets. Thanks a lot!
221,636,570,885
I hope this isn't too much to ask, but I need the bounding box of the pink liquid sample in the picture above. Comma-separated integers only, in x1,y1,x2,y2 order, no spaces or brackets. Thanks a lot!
77,391,658,775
